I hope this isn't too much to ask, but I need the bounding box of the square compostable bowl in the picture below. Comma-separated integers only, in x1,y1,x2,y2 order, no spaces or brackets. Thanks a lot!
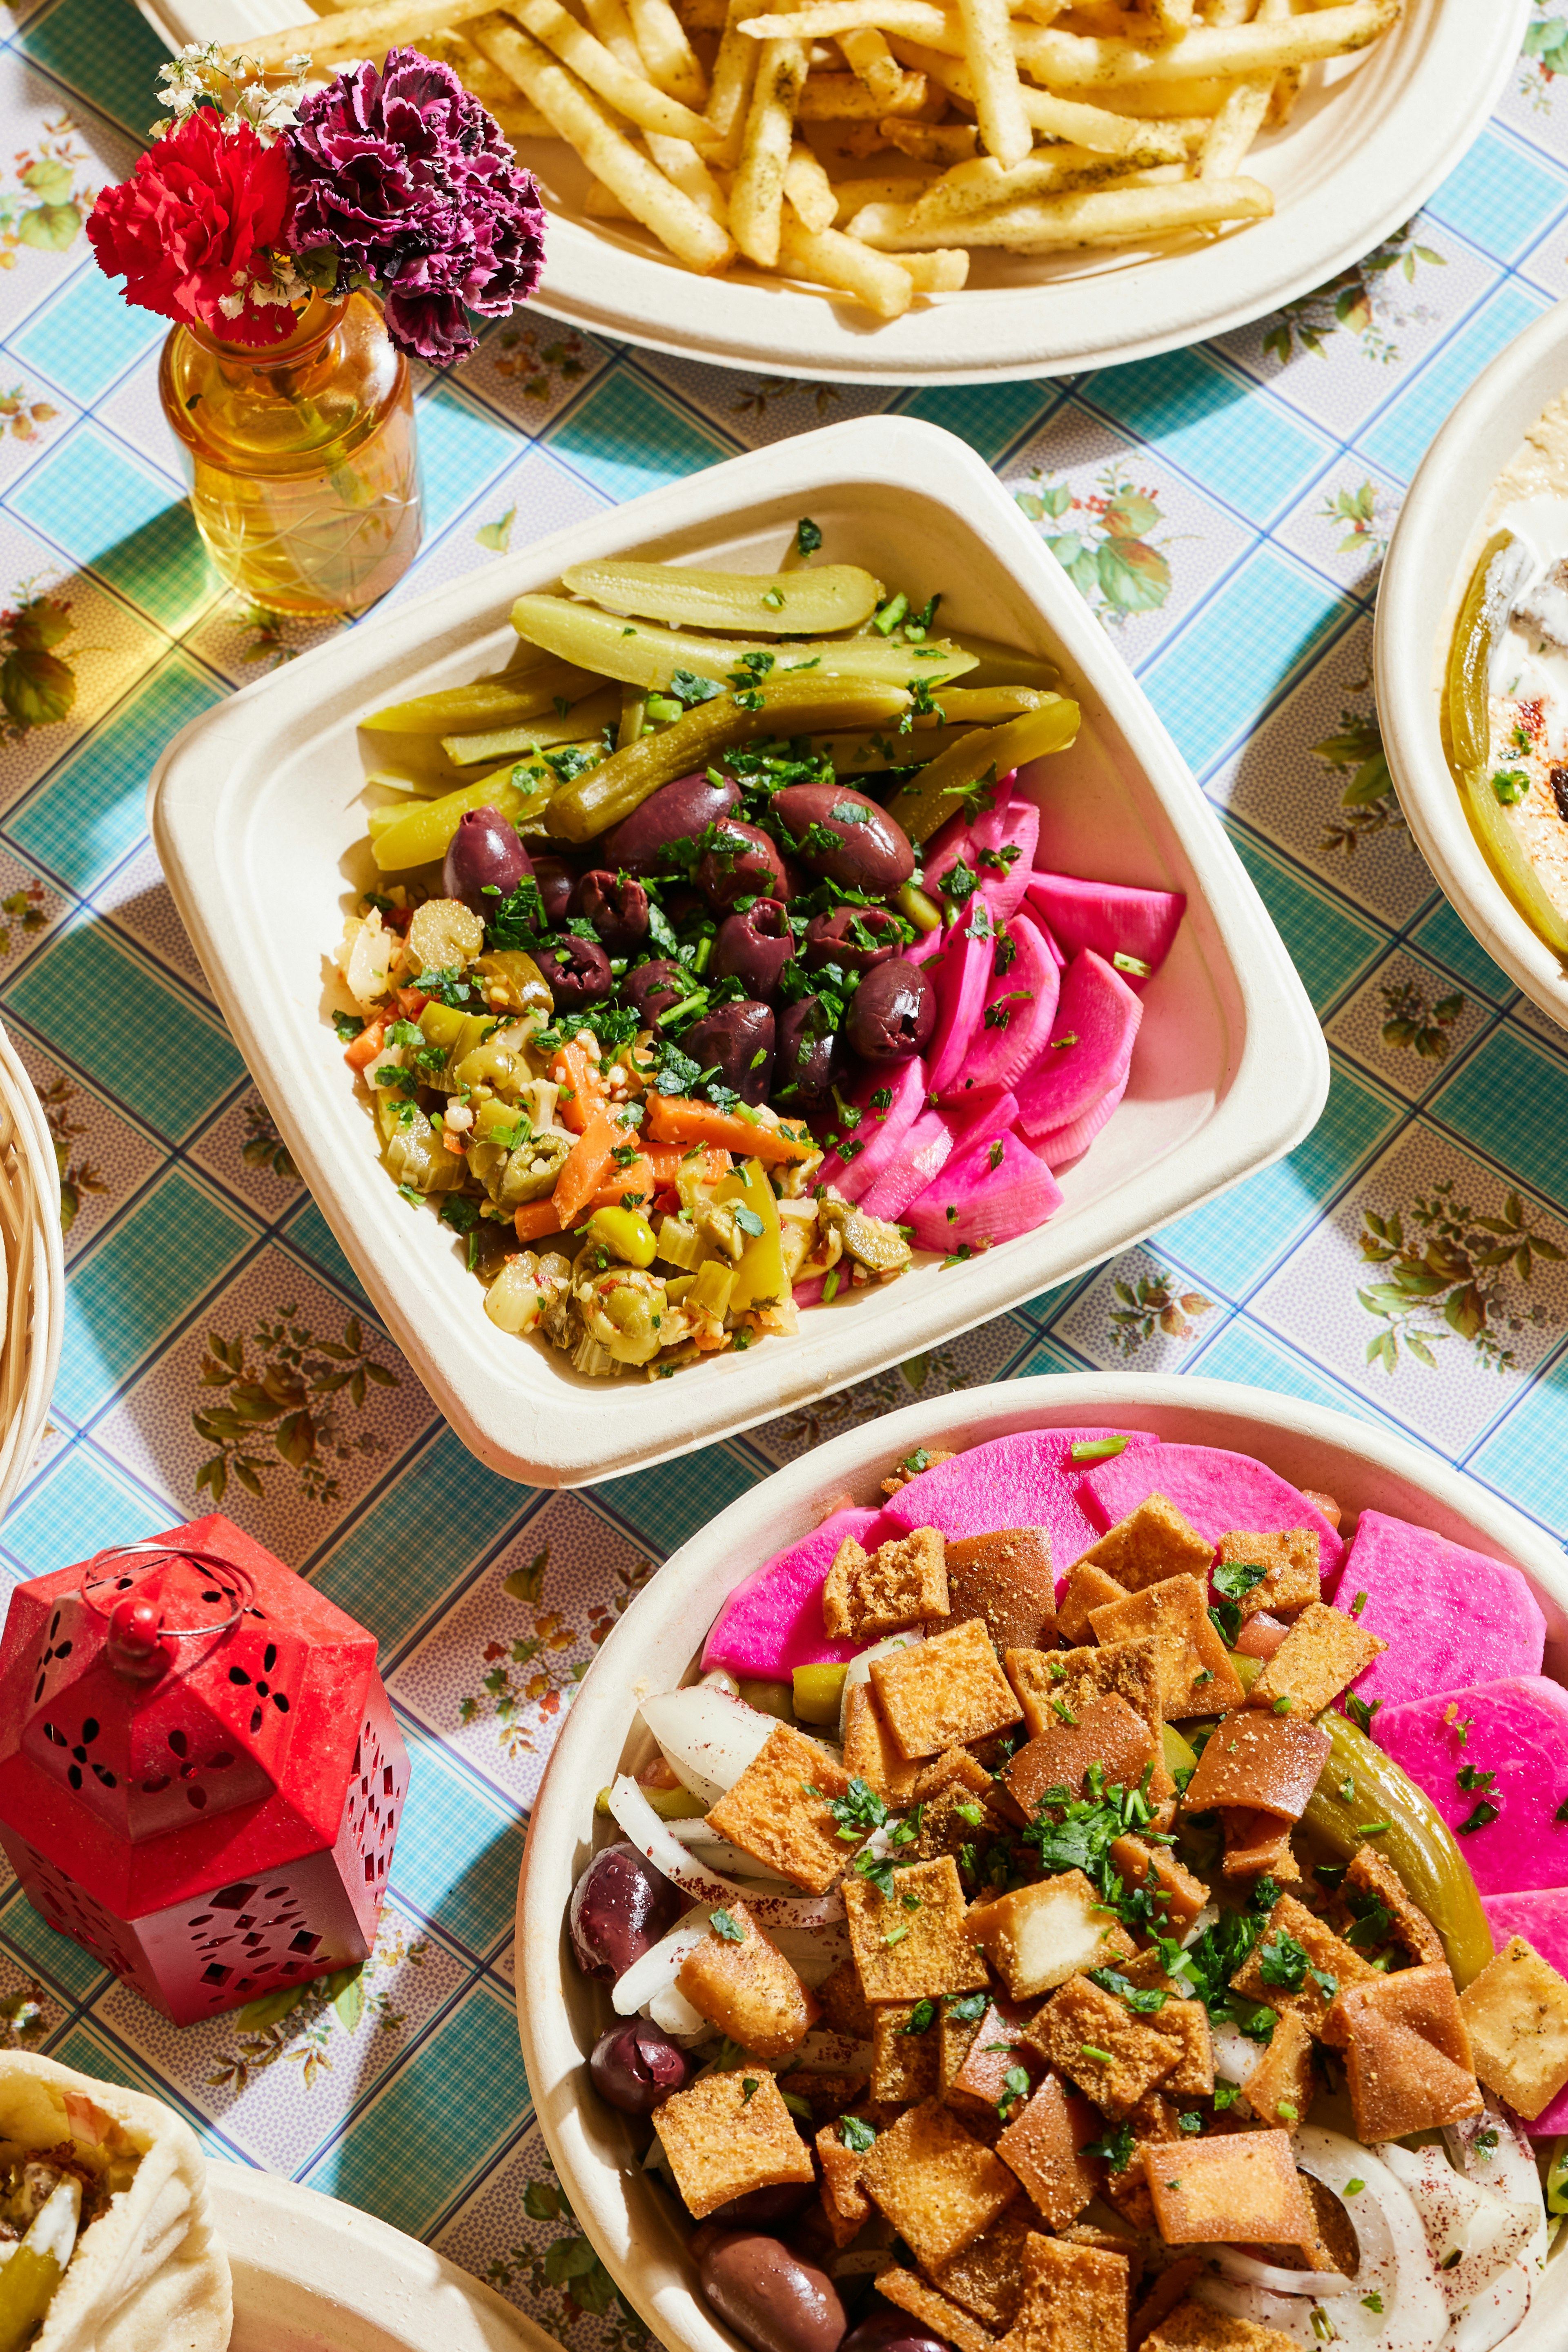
1375,298,1568,1031
514,1369,1568,2352
149,418,1328,1488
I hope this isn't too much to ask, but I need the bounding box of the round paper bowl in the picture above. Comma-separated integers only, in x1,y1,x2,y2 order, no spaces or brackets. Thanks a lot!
516,1371,1568,2352
1376,297,1568,1031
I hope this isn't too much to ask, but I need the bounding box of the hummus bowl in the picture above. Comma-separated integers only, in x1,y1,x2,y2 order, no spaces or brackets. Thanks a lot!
150,419,1326,1488
1376,301,1568,1033
514,1369,1568,2352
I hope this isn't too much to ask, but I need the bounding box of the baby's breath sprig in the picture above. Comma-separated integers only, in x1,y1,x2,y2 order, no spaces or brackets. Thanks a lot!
150,41,313,145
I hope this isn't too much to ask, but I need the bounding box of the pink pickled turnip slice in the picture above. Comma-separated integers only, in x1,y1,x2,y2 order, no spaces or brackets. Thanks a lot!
924,784,1038,927
1024,1065,1129,1170
1014,949,1142,1138
858,1107,953,1220
940,1087,1019,1157
924,909,995,1098
935,904,1059,1102
1327,1508,1546,1709
817,1057,925,1202
700,1504,901,1677
1481,1889,1568,2132
1078,1441,1347,1578
882,1428,1159,1576
905,1126,1063,1252
1024,871,1185,992
1378,1677,1568,1897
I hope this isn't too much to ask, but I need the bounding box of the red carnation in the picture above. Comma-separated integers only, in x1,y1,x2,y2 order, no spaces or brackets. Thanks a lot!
86,109,294,346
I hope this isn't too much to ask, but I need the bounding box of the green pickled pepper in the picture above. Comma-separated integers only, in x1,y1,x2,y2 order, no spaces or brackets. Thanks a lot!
0,2176,80,2352
1300,1713,1494,1987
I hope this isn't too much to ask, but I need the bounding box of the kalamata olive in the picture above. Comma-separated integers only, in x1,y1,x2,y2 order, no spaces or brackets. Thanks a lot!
604,771,742,875
574,869,650,955
707,2184,816,2228
699,2232,845,2352
568,1842,682,1979
803,905,903,976
846,957,935,1062
588,2018,692,2116
530,854,578,929
534,935,613,1008
773,781,914,896
443,808,529,914
621,958,688,1027
775,997,838,1106
684,1001,775,1105
697,822,792,913
712,899,794,1000
841,2307,951,2352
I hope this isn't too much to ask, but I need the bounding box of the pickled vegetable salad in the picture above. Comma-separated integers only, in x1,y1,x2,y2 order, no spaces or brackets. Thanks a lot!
567,1428,1568,2352
334,537,1184,1374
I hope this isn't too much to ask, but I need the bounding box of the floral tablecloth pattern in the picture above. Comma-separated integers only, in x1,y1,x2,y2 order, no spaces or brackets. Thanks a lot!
1,1,1568,2337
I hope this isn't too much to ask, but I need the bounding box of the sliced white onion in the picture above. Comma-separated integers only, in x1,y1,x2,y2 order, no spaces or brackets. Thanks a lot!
837,1628,924,1739
609,1775,844,1928
700,1668,742,1697
1449,2259,1532,2352
1294,2128,1450,2352
1211,2019,1263,2085
611,1910,713,2018
648,1980,708,2038
1443,2107,1547,2274
1212,2252,1355,2299
1195,2277,1317,2346
641,1686,782,1806
1379,2144,1534,2314
660,1816,795,1884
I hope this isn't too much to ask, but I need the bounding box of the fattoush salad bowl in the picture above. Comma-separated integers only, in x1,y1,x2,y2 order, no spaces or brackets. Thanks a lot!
150,419,1325,1488
516,1372,1568,2352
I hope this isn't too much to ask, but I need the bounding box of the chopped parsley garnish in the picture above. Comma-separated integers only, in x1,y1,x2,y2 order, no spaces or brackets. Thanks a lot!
1492,768,1531,804
1457,1799,1501,1835
733,1203,765,1237
1456,1764,1496,1792
998,2065,1031,2119
667,668,723,709
840,2114,876,2152
739,2077,759,2103
946,1993,987,2025
1256,1932,1338,2002
902,1999,937,2035
1084,2120,1135,2171
711,1908,746,1942
1178,2111,1203,2135
1345,1695,1382,1737
332,1009,365,1041
1088,1967,1169,2013
795,518,823,558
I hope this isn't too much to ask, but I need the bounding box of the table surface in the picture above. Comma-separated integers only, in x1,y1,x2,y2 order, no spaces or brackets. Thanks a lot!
2,4,1568,2339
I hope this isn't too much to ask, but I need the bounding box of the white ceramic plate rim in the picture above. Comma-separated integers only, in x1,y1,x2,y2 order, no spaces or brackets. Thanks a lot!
130,0,1524,384
514,1370,1568,2352
209,2161,551,2350
1375,297,1568,1032
148,416,1327,1487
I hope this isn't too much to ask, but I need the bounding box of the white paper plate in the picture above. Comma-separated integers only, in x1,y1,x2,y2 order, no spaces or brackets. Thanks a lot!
211,2163,552,2352
516,1370,1568,2352
148,417,1327,1488
132,0,1524,385
1375,297,1568,1033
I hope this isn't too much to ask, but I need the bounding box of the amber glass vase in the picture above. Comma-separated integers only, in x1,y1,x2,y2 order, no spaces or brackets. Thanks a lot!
159,292,423,619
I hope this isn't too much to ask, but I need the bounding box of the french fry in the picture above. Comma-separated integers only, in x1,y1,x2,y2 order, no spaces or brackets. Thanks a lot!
1204,0,1258,23
830,170,938,220
957,0,1030,167
648,131,731,220
837,24,910,102
1009,0,1400,88
1147,0,1194,27
848,172,1272,247
776,212,914,314
234,0,499,72
905,141,1170,226
705,0,765,161
579,0,647,71
797,70,928,113
418,27,524,105
625,0,710,104
490,98,559,138
882,118,978,159
887,37,1187,153
731,4,808,264
508,0,719,141
584,177,637,215
893,245,969,287
471,18,736,269
739,1,951,38
785,140,839,229
676,0,728,24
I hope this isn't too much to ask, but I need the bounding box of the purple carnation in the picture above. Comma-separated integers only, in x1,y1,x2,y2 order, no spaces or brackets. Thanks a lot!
284,48,546,364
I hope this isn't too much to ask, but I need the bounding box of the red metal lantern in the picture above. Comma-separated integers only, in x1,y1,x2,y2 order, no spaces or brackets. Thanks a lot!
0,1512,409,2025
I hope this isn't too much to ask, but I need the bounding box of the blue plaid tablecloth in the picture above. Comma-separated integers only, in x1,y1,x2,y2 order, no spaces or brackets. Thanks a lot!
1,2,1568,2334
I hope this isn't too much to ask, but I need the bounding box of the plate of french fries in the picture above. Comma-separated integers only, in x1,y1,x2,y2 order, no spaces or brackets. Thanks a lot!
147,0,1521,381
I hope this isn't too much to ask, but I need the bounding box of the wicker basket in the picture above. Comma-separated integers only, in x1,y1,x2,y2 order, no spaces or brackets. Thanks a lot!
0,1021,64,1522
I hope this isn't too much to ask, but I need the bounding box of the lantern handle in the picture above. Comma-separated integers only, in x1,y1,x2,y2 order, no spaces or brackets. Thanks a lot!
78,1543,254,1640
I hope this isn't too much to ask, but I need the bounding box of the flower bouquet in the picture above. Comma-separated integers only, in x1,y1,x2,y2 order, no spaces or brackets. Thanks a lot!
83,45,548,615
89,42,547,365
